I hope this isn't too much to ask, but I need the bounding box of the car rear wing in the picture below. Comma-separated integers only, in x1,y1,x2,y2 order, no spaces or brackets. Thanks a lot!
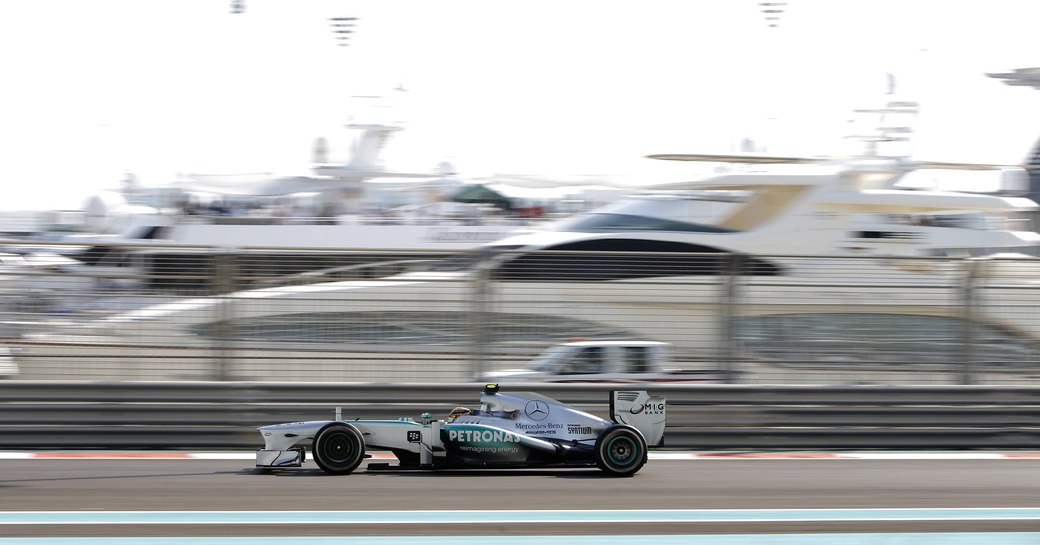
609,390,666,447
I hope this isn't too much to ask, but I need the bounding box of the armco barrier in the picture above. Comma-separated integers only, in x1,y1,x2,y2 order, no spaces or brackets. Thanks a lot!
0,382,1038,449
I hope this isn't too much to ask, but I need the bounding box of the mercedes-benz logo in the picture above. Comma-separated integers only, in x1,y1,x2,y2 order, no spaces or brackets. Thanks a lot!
524,400,550,421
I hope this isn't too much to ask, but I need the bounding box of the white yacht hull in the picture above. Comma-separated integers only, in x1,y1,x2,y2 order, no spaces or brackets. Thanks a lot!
155,221,525,250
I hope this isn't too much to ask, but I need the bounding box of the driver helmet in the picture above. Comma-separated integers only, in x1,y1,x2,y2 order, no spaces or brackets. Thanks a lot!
447,406,472,422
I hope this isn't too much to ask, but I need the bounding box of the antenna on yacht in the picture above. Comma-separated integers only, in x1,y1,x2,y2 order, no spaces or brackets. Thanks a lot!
329,17,359,47
987,67,1040,219
648,71,1026,176
311,88,439,181
758,2,787,28
844,73,919,160
313,137,329,164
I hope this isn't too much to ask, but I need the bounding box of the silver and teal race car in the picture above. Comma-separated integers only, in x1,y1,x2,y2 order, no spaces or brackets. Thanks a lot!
256,384,666,476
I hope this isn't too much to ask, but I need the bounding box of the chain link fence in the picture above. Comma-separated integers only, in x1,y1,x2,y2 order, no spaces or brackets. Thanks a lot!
2,241,1040,385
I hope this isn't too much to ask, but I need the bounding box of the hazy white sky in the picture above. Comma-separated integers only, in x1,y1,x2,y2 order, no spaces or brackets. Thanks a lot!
2,0,1040,210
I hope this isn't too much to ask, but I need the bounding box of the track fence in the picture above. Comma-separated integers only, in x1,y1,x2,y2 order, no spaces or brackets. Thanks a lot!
1,241,1040,385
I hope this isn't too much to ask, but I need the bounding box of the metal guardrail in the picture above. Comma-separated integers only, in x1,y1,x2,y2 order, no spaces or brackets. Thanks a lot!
2,382,1038,449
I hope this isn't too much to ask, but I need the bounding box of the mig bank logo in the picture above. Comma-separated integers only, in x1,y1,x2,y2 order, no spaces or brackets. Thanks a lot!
631,402,665,416
524,400,550,421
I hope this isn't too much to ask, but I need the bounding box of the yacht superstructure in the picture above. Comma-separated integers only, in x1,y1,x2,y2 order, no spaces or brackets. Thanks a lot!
57,154,1040,380
52,123,538,290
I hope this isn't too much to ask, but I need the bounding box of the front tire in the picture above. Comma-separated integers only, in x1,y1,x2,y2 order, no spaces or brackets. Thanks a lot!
312,423,365,475
594,425,647,476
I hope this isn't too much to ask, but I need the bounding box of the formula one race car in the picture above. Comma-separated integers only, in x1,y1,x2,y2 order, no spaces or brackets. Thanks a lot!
256,384,666,476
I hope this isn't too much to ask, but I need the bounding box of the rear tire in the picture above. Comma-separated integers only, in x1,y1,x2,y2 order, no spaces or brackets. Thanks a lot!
312,423,365,475
594,425,647,476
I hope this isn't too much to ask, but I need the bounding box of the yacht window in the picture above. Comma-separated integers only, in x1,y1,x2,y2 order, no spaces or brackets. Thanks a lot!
76,246,115,266
494,239,781,281
853,231,919,240
554,213,737,234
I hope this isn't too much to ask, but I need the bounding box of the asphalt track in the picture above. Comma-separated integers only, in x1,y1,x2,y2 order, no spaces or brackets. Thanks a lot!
0,452,1038,542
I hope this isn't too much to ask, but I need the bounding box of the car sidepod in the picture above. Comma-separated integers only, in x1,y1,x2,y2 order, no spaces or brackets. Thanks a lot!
441,423,561,464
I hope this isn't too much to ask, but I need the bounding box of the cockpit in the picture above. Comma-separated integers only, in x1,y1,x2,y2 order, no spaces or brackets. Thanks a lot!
478,386,562,417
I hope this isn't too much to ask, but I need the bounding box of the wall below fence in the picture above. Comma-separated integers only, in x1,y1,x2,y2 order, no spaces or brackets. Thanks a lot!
2,382,1038,450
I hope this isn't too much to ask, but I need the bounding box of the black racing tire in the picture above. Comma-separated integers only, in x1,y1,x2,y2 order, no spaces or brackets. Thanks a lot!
312,423,366,475
594,425,647,476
